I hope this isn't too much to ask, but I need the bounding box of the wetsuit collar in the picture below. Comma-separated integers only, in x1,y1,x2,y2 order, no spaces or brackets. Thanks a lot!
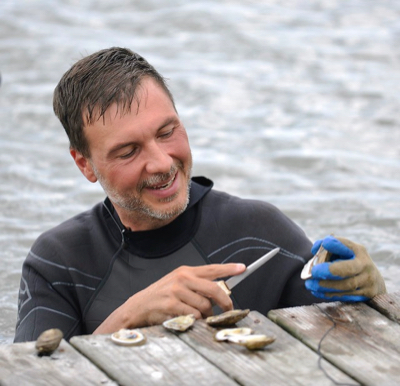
103,176,213,258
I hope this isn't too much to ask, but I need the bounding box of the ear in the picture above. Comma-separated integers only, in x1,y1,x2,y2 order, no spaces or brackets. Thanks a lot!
70,148,98,183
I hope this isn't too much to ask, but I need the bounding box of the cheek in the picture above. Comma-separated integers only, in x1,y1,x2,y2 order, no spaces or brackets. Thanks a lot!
108,163,141,189
173,135,192,164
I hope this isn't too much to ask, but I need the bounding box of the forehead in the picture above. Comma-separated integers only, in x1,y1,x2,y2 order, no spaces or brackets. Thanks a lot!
82,77,174,128
82,78,178,152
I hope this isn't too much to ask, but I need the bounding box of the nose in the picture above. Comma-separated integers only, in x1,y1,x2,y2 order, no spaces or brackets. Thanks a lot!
144,141,173,175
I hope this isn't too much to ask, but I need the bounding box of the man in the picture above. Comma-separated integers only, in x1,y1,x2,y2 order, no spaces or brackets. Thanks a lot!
14,47,386,342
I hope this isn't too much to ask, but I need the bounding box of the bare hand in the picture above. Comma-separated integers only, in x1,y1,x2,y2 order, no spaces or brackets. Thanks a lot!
93,263,246,334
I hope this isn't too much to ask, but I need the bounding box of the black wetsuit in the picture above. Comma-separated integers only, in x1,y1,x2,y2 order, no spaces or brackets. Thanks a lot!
14,177,318,342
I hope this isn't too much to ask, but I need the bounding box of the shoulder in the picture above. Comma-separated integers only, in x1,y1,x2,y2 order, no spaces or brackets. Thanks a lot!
34,202,104,248
203,189,291,225
198,188,312,260
27,202,113,271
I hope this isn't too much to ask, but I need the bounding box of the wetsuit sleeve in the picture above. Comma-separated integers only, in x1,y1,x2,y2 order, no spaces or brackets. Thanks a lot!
14,203,119,342
277,265,325,308
14,252,82,342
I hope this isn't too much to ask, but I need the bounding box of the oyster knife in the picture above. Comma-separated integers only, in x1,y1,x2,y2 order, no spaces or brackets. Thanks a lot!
224,247,280,290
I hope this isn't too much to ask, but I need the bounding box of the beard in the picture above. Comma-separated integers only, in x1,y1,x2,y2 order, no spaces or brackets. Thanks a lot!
92,161,192,223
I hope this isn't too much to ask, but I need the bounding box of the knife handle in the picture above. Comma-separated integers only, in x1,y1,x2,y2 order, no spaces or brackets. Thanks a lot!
209,281,231,309
216,280,231,296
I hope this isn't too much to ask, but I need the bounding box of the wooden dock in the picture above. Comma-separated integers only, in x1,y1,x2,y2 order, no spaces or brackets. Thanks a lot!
1,292,399,385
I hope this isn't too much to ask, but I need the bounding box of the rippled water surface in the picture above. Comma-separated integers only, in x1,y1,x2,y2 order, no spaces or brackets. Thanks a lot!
1,0,399,344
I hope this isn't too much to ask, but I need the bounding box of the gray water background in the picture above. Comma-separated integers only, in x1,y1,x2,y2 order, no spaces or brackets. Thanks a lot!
0,0,399,344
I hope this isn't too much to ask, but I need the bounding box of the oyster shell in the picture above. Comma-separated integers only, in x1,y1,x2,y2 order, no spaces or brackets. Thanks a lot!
35,328,63,355
214,327,253,342
163,314,196,332
301,245,332,280
111,329,146,346
228,334,276,350
206,309,250,326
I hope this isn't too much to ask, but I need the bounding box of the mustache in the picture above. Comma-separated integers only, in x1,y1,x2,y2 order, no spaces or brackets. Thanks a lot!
137,164,180,191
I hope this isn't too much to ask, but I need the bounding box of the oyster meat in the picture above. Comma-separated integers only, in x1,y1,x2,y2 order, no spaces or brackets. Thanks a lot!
206,309,250,326
163,314,196,332
228,334,276,350
214,327,253,342
111,329,146,346
35,328,63,355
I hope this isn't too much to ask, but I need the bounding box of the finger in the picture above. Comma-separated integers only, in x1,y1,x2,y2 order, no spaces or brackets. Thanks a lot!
311,261,344,280
305,276,370,300
311,238,323,255
162,302,204,321
329,257,365,278
177,288,214,318
318,270,370,292
185,263,246,280
321,236,354,258
166,272,232,315
305,278,344,293
188,278,233,312
311,254,366,280
309,290,369,302
335,236,366,254
138,291,203,326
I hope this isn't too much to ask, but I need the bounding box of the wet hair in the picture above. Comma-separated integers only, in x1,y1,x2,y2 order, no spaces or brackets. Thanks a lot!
53,47,175,157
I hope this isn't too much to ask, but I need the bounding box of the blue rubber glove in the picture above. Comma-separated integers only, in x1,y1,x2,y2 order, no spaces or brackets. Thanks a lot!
305,236,386,302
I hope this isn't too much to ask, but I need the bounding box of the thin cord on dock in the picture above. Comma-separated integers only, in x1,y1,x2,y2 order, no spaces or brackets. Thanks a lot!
315,304,359,386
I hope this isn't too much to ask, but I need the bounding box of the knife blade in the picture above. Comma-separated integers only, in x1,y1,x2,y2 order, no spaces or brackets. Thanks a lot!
219,247,280,293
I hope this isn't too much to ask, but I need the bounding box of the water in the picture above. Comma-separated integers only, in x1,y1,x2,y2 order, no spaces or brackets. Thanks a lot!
1,0,399,344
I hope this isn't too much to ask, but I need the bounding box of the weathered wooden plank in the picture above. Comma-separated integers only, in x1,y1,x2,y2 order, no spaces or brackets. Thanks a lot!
177,311,357,386
369,291,400,324
0,339,116,386
70,325,238,386
268,302,400,386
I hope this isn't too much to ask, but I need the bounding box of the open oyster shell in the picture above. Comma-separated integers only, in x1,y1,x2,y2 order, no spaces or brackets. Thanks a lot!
214,327,253,342
206,309,250,326
228,334,276,350
111,329,146,346
301,245,332,280
163,314,196,332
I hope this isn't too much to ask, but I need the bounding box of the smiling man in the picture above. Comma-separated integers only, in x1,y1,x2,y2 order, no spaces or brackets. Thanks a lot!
72,77,193,230
14,47,386,342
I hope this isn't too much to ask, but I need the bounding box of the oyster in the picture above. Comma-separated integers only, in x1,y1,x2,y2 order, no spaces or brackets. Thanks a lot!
111,329,146,346
206,309,250,326
228,334,276,350
35,328,63,355
163,314,196,332
301,245,332,280
214,327,253,342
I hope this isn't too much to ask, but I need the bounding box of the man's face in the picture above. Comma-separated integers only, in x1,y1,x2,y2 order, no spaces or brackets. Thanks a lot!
75,77,193,231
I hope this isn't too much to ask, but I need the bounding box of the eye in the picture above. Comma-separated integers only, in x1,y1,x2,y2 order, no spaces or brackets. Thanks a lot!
119,147,138,159
159,128,174,139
